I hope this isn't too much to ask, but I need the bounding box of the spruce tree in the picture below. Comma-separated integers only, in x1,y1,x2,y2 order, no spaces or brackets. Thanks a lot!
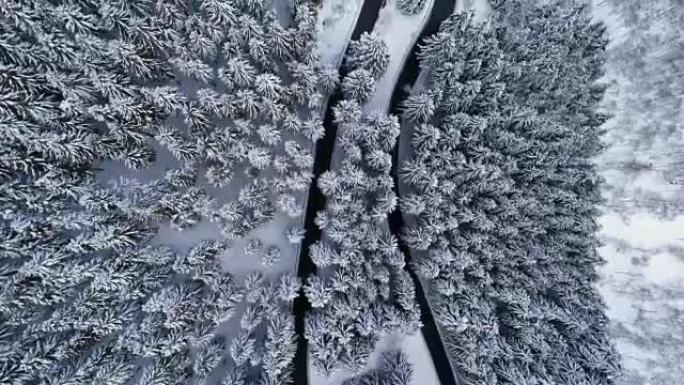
342,69,377,103
396,0,428,16
341,350,414,385
345,32,390,79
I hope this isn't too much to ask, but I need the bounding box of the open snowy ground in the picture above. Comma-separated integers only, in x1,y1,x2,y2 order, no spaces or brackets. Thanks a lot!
464,0,491,23
596,213,684,384
591,0,684,383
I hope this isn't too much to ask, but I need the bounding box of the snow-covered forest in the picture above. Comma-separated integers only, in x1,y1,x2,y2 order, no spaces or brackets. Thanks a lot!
399,4,619,384
1,0,680,384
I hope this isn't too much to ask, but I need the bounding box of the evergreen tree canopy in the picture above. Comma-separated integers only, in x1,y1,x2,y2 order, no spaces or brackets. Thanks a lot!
345,32,390,79
396,0,428,16
304,47,420,377
0,0,322,384
399,10,620,385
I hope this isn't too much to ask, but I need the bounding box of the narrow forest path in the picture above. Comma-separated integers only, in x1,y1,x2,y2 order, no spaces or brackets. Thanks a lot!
292,1,385,384
386,0,460,385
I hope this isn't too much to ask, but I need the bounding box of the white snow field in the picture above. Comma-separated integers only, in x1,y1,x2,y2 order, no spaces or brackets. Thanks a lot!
596,212,684,384
590,0,684,383
464,0,491,23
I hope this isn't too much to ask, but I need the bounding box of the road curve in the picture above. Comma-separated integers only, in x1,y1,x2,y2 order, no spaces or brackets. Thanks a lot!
387,0,460,385
292,1,385,384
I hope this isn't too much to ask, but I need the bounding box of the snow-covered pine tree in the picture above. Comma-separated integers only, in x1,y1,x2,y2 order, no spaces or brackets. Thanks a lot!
381,350,414,385
401,92,436,123
345,32,390,79
227,273,298,384
276,274,301,302
319,64,341,96
304,46,421,374
262,246,281,267
342,69,377,103
340,350,414,385
396,0,428,16
304,276,333,308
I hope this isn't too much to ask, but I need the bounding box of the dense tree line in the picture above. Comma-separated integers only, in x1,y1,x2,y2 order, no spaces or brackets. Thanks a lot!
1,0,632,383
399,7,620,385
303,32,422,377
151,0,330,240
0,0,325,384
225,272,301,385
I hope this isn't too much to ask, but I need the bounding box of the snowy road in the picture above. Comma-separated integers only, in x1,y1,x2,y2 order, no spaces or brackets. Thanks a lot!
292,1,386,383
295,0,487,383
385,1,460,385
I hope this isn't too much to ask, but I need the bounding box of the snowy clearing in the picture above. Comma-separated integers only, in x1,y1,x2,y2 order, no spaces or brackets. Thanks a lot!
362,0,435,114
591,0,684,383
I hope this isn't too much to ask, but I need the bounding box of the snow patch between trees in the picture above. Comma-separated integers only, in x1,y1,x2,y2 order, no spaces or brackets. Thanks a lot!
315,0,365,67
309,333,438,385
362,0,435,114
